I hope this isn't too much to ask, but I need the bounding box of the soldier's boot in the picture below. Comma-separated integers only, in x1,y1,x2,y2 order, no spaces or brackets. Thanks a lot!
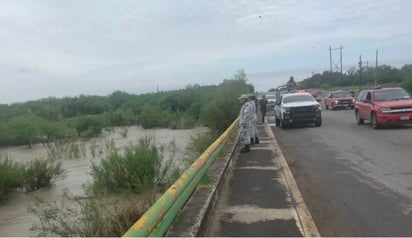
255,137,260,144
240,144,251,153
250,137,254,145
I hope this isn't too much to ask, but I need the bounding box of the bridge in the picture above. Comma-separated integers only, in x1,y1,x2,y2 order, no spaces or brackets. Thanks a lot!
122,117,320,237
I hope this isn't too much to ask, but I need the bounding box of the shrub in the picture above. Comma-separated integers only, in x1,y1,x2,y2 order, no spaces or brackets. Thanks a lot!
138,105,161,128
0,154,24,201
183,130,217,167
155,139,182,190
90,137,178,195
22,158,66,192
69,115,108,138
29,137,182,237
29,189,155,237
402,75,412,92
167,112,197,129
201,70,252,133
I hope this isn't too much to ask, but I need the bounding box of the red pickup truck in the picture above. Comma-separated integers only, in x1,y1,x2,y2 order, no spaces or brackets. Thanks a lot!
324,90,355,110
354,87,412,129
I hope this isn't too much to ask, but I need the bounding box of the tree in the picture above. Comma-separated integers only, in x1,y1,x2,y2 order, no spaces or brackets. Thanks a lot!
6,115,43,147
68,115,107,138
402,75,412,92
201,69,253,133
299,64,412,90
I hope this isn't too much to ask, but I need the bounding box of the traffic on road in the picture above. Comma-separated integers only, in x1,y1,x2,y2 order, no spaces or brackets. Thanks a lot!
262,87,412,236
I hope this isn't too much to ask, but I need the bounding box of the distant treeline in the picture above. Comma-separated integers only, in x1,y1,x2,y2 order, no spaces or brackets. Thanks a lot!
299,63,412,91
0,69,253,147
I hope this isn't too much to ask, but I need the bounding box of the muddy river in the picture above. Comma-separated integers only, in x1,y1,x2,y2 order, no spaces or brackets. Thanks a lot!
0,126,206,236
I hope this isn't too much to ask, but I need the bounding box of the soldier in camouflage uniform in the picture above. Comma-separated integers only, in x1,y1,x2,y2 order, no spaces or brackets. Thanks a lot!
238,94,253,152
248,94,259,145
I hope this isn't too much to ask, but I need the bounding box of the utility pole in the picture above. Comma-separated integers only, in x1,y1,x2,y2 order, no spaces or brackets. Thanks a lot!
329,45,344,80
365,61,370,87
329,46,332,73
359,55,363,91
375,49,378,86
340,45,343,81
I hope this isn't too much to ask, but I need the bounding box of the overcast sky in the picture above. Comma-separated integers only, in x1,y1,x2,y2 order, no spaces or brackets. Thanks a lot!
1,0,412,104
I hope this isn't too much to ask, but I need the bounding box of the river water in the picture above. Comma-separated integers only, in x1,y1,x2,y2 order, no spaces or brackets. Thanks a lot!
0,126,205,236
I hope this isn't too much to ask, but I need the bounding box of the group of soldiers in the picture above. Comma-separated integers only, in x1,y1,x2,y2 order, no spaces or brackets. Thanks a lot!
238,94,260,153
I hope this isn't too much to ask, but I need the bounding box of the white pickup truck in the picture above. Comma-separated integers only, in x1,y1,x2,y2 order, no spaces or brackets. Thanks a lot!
274,92,322,128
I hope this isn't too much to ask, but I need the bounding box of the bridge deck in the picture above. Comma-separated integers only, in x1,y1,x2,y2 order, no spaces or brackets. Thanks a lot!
167,114,319,237
203,123,306,237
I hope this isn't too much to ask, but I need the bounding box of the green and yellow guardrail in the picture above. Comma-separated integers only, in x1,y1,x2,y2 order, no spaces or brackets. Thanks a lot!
123,118,239,237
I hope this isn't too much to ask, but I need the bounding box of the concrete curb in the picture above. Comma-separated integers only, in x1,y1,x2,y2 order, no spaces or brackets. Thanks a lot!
265,123,321,237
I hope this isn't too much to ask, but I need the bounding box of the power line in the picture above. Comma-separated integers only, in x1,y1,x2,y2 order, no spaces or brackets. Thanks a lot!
329,45,344,80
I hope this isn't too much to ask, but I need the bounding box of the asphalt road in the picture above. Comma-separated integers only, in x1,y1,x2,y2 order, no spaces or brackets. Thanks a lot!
267,108,412,236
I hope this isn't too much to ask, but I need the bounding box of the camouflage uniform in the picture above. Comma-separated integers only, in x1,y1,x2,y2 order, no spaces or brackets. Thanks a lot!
239,96,253,149
248,96,259,144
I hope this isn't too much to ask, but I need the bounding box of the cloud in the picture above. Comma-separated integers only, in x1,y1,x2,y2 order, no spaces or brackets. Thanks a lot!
0,0,411,103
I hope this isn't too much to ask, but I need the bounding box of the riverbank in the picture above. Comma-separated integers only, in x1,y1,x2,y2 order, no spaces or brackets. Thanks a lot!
0,126,205,236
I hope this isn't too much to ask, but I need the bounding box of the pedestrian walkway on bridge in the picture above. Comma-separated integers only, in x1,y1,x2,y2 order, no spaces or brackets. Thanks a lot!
202,122,319,237
165,115,320,237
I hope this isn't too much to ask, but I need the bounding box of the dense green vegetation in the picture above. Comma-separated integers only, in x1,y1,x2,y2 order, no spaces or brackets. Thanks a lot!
22,158,65,192
0,154,65,201
30,189,153,237
30,138,178,237
1,69,254,236
28,133,213,236
90,137,174,195
0,69,253,147
1,69,253,200
0,154,24,201
299,64,412,92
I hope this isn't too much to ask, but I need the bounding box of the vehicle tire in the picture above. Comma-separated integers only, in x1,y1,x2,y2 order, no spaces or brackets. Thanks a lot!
355,110,364,125
371,112,380,129
314,120,322,127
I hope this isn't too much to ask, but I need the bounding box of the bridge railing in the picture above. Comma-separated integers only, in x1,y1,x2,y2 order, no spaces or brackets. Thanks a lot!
123,118,239,237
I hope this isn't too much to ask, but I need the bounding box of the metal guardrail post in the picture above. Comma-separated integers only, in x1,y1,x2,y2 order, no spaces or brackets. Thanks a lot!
122,118,239,237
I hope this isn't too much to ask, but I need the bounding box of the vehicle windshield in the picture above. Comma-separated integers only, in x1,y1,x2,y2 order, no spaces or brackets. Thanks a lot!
374,89,411,101
283,94,314,103
266,95,276,100
331,91,352,98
